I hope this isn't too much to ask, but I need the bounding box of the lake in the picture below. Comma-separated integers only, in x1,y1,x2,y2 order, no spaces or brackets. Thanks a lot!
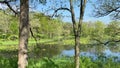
29,43,120,61
0,43,120,61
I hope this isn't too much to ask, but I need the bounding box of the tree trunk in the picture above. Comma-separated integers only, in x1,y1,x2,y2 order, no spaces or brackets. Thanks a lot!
18,0,29,68
74,35,80,68
69,0,86,68
69,0,80,68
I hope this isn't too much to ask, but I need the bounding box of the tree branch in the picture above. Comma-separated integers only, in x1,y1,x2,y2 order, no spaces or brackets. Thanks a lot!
104,40,120,45
5,1,18,15
93,38,120,45
30,27,38,45
0,0,18,15
93,1,120,19
52,7,71,17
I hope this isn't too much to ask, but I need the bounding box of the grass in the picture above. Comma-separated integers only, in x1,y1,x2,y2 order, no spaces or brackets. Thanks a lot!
0,40,18,45
0,37,90,46
0,37,90,52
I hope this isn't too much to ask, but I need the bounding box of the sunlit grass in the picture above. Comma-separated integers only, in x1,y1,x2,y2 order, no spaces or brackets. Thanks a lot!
0,37,90,51
0,37,90,46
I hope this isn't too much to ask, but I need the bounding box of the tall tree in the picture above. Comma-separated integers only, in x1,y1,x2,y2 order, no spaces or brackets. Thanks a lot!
18,0,29,68
74,0,86,68
92,0,120,44
52,0,87,68
0,1,45,68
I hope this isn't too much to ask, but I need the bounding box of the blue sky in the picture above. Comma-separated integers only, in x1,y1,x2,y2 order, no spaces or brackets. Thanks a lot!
0,0,111,24
36,0,112,24
83,1,111,24
60,1,111,24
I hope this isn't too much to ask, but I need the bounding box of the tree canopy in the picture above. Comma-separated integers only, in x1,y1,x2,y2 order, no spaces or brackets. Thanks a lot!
93,0,120,20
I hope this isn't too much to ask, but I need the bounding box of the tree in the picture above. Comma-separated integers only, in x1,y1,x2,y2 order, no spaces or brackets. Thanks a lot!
104,21,120,44
0,10,11,34
9,16,19,35
92,0,120,44
18,0,29,68
31,12,63,39
62,22,73,37
52,0,87,68
90,21,106,44
93,0,120,20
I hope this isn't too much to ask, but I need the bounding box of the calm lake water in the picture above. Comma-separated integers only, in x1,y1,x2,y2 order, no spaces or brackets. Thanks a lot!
29,43,120,61
1,43,120,61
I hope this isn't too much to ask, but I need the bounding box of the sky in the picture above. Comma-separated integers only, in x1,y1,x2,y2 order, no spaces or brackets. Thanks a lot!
61,1,111,24
36,0,112,24
0,0,112,24
83,1,111,24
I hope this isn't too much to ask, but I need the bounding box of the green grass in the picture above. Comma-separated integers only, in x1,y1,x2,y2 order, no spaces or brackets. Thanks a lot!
0,37,90,52
0,37,90,46
0,40,18,45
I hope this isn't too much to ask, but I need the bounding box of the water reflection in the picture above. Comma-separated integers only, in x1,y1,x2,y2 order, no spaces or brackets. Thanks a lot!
0,44,120,61
29,44,64,58
61,44,120,61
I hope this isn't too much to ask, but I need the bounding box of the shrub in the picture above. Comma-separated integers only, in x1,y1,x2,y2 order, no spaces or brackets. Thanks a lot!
8,35,18,41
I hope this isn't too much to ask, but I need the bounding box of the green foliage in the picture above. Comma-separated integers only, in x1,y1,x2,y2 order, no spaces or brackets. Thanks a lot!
0,56,120,68
9,16,19,35
0,57,18,68
41,57,59,68
0,9,119,45
89,21,105,42
0,34,10,40
8,35,18,41
105,21,120,38
31,12,63,39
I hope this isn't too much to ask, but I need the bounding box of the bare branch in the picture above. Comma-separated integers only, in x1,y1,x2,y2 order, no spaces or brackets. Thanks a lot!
104,40,120,45
5,1,18,15
30,27,38,45
0,0,18,15
52,7,71,17
93,0,120,19
92,38,120,45
94,6,120,17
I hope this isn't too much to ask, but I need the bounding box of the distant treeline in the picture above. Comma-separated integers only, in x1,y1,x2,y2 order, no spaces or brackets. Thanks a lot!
0,11,120,44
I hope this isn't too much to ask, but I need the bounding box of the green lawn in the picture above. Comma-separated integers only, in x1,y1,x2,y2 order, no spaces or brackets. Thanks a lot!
0,37,90,45
0,37,90,51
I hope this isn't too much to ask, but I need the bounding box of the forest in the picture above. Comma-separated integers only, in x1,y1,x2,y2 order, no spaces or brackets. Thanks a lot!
0,0,120,68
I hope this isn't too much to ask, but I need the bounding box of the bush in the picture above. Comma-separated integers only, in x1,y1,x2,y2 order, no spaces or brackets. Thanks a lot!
0,57,17,68
0,34,10,40
8,35,18,41
0,56,120,68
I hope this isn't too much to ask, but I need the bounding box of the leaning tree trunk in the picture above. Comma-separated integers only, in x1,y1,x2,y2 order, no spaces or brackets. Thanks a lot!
18,0,29,68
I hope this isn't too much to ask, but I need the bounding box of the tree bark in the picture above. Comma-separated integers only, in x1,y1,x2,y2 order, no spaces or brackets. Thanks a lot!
69,0,86,68
18,0,29,68
69,0,80,68
76,0,86,68
74,36,80,68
